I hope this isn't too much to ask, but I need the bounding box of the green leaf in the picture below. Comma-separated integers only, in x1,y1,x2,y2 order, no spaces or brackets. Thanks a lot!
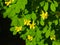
52,41,60,45
50,3,56,12
53,20,58,25
24,9,28,14
36,27,42,40
50,30,55,36
3,4,16,18
40,1,45,7
26,39,31,45
54,1,58,7
19,18,24,26
48,21,52,26
43,25,48,33
20,34,27,40
31,11,36,21
31,38,36,45
40,18,44,26
45,29,50,38
43,2,49,11
19,0,27,10
11,16,19,26
10,27,15,31
8,10,15,18
37,20,39,25
24,14,31,19
13,30,17,35
38,40,44,45
45,43,48,45
15,5,20,13
3,8,11,18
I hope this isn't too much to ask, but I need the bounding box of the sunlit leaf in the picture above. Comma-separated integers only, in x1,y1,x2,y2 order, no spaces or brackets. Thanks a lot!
43,2,49,11
10,27,15,31
40,1,45,7
54,1,58,7
45,29,50,38
50,3,56,12
31,11,36,21
13,30,17,35
40,18,44,26
48,21,52,26
43,25,48,33
53,20,58,25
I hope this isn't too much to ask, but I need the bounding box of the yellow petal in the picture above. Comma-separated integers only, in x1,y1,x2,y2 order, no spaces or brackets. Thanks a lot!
15,26,22,32
50,35,56,40
40,11,48,20
27,35,33,41
24,19,27,25
29,21,35,29
5,0,14,6
26,20,31,26
24,19,31,26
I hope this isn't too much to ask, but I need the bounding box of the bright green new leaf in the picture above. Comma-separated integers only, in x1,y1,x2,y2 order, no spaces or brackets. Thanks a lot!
3,7,11,18
48,21,52,26
19,18,24,26
37,20,39,25
50,3,56,12
11,16,19,26
45,43,48,45
13,30,17,35
43,25,48,33
40,18,44,26
10,27,15,31
19,0,27,10
45,29,51,38
53,20,58,25
24,14,31,19
29,38,36,45
24,9,28,14
54,1,58,7
8,10,16,18
26,39,31,45
38,40,44,45
31,11,36,21
50,30,55,36
43,2,49,11
52,41,60,45
40,1,45,7
15,5,20,13
20,34,27,40
36,27,42,40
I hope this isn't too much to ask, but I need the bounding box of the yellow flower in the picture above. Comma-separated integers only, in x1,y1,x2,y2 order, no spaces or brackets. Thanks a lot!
27,35,33,41
24,19,31,26
15,26,22,32
5,0,14,6
50,35,56,40
40,11,48,20
30,21,35,29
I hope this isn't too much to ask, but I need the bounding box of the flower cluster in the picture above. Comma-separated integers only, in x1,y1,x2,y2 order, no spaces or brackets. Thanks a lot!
24,19,35,29
24,19,35,41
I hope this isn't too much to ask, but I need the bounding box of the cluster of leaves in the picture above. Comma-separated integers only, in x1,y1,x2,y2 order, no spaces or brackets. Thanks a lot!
0,0,3,10
2,0,60,45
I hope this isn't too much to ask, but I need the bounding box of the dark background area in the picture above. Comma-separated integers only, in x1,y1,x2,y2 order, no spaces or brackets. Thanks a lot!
0,10,25,45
